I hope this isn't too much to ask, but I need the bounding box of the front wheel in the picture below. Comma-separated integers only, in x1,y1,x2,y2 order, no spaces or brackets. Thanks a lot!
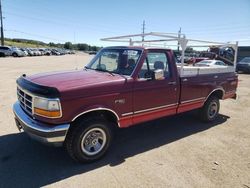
12,53,18,57
65,117,113,163
199,96,220,122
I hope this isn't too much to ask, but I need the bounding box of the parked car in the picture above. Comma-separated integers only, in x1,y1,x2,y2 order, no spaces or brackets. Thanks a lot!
57,48,67,55
194,60,227,67
0,46,12,57
51,49,61,55
13,46,238,163
44,49,52,56
236,57,250,73
30,49,37,56
31,48,41,56
36,50,42,56
10,47,26,57
25,48,35,56
89,51,97,55
19,48,29,56
38,49,46,55
218,47,235,62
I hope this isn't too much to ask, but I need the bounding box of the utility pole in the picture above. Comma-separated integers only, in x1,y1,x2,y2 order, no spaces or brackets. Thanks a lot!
177,27,181,52
0,0,4,46
142,20,145,42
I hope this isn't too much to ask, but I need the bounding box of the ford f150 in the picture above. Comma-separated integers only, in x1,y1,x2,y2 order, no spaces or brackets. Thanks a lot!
13,44,238,163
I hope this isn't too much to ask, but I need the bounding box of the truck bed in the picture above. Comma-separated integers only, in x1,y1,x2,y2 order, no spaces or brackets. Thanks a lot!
177,65,235,77
177,65,237,114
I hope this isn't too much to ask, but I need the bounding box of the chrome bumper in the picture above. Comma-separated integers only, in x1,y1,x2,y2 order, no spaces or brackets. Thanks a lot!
13,102,70,146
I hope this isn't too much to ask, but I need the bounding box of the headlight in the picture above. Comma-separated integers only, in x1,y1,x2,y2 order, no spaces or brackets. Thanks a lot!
33,97,62,118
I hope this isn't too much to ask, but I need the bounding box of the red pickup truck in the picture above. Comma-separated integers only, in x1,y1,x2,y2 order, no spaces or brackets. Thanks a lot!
13,46,238,163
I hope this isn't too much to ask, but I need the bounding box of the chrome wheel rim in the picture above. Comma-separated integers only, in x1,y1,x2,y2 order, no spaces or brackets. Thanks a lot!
208,101,218,119
81,127,107,156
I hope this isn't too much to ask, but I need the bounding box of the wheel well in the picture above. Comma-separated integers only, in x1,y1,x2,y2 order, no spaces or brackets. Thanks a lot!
72,110,119,127
207,89,224,100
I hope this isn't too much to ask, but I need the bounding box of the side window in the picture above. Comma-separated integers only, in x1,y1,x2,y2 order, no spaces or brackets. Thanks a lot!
220,61,226,66
139,52,169,79
138,59,150,78
216,61,225,65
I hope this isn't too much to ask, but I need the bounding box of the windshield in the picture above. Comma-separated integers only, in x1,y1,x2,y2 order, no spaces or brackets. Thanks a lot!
240,57,250,63
86,48,142,76
11,47,19,50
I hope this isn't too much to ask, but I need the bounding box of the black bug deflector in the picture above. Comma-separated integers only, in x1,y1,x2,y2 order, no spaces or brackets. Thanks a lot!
16,75,60,98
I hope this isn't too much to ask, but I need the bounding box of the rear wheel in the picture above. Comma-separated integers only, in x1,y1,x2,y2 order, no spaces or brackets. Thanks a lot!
199,96,220,122
12,53,18,57
65,117,113,163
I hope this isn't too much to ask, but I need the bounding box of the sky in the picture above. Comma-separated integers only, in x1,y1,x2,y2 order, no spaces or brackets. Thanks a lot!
1,0,250,47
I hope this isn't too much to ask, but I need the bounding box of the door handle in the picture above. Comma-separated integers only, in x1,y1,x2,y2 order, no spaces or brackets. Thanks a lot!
168,81,177,85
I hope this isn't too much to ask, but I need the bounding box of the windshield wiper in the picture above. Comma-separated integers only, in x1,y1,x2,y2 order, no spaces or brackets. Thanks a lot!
84,66,115,76
95,68,115,76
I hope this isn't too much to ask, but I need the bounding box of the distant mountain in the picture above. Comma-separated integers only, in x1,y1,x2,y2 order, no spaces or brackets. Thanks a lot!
4,38,101,51
6,38,47,45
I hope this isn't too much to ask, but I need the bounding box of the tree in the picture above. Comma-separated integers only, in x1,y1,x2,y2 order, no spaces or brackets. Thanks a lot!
49,42,57,47
185,47,194,53
77,43,88,51
89,45,101,51
64,42,73,49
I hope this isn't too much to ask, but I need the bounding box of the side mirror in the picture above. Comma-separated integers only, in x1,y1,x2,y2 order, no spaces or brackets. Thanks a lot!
153,69,164,80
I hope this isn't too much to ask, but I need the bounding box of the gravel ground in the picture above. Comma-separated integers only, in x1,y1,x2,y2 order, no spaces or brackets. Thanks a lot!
0,54,249,188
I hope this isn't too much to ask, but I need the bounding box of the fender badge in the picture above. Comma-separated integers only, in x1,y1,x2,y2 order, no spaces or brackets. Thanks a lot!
115,99,125,104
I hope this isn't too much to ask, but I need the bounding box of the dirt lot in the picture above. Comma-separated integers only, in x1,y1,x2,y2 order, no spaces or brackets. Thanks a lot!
0,54,249,188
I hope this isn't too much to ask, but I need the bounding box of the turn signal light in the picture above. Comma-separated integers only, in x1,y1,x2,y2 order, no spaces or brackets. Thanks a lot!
34,108,61,118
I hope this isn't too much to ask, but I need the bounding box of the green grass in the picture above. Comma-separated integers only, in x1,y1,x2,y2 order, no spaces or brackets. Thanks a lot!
4,40,50,48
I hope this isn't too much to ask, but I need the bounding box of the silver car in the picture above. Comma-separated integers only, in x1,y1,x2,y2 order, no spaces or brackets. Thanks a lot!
0,46,12,57
194,60,227,67
10,47,26,57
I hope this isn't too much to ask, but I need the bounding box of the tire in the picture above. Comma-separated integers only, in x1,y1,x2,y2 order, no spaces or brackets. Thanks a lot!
199,96,220,122
64,117,114,163
0,52,5,57
12,53,18,57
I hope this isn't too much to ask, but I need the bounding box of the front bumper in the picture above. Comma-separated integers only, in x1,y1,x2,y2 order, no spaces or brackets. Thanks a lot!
13,102,70,146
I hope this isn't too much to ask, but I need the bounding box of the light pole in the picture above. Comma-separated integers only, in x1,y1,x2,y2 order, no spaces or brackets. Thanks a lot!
0,0,4,46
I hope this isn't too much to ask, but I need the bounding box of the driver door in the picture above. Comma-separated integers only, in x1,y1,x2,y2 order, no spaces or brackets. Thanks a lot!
132,50,178,125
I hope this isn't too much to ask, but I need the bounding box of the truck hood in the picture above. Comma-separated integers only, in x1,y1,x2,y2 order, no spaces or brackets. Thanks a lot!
27,69,126,92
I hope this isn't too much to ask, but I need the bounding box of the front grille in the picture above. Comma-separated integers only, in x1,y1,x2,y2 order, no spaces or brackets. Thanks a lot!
17,87,33,115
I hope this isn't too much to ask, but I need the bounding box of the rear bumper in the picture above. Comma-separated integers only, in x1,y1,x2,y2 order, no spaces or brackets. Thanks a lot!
13,102,70,146
224,91,237,100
